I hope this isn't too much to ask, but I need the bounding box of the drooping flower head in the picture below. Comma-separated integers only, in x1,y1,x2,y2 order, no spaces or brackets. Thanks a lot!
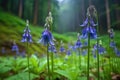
82,49,87,56
59,40,65,53
38,28,54,46
93,40,106,54
12,41,19,55
80,5,97,39
108,28,114,39
12,41,19,51
66,49,71,56
114,47,120,57
110,40,116,48
48,44,57,53
75,33,82,48
21,20,32,43
68,43,76,52
20,51,26,58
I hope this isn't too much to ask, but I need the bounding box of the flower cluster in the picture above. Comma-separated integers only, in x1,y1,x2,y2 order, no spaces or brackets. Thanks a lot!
48,45,56,53
21,20,32,43
59,41,65,53
75,33,82,48
92,40,106,58
12,41,19,55
80,5,97,39
108,29,120,56
38,28,54,46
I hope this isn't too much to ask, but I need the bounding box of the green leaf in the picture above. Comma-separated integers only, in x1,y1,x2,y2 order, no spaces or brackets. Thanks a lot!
5,72,39,80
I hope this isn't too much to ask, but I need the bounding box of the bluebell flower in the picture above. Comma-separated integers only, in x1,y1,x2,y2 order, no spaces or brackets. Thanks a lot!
83,41,88,47
114,47,120,56
75,39,82,49
21,20,32,43
70,45,76,51
60,46,65,53
91,49,96,58
66,49,71,56
38,28,54,45
80,17,97,27
93,44,105,54
80,16,97,39
12,42,19,52
98,46,106,54
82,49,87,56
80,18,88,27
1,47,5,54
48,45,57,53
21,51,26,58
75,33,82,48
59,41,65,53
110,41,116,48
108,28,114,39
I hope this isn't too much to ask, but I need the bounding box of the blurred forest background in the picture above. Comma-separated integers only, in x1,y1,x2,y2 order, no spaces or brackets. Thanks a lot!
0,0,120,34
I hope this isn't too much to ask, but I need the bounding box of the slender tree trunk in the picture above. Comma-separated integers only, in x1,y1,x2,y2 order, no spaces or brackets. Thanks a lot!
33,0,39,25
81,0,85,20
89,0,92,5
105,0,111,30
48,0,51,13
115,0,120,29
18,0,23,18
1,0,8,11
105,0,111,80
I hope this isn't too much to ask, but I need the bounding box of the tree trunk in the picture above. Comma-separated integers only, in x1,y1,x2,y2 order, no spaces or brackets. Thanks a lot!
89,0,92,5
33,0,39,25
18,0,23,18
1,0,9,11
48,0,51,13
115,0,120,29
105,0,111,30
81,0,85,20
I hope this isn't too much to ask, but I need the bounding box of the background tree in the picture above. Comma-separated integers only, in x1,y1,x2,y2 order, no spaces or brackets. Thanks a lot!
33,0,39,25
18,0,23,18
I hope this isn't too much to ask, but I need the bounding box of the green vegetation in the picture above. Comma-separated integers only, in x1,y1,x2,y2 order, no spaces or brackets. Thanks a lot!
0,9,120,80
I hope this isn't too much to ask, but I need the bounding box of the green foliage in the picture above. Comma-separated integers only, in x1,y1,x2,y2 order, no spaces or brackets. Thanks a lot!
5,72,38,80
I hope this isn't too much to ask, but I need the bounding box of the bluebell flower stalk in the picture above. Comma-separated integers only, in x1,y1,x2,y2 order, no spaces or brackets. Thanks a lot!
21,20,32,43
59,40,65,53
38,12,54,80
75,33,82,69
21,20,32,80
93,40,106,54
12,41,19,55
108,28,115,79
80,5,98,80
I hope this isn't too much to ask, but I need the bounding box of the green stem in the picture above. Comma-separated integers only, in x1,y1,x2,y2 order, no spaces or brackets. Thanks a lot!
27,42,30,80
97,44,99,80
47,44,50,80
79,48,81,69
87,32,90,80
109,31,112,80
96,13,100,80
51,52,54,80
